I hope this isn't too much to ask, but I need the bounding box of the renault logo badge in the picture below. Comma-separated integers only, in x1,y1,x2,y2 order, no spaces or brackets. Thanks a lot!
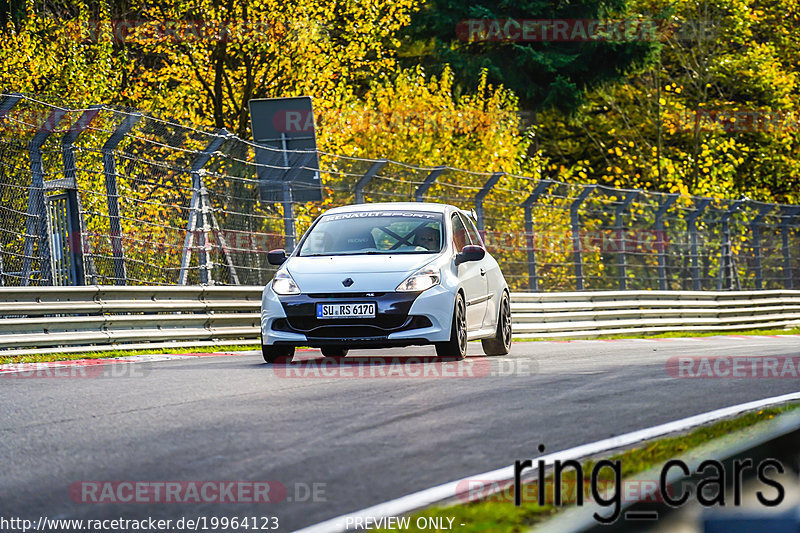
342,277,354,287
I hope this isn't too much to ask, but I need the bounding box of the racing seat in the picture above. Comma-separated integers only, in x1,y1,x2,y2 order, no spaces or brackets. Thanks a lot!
338,231,376,251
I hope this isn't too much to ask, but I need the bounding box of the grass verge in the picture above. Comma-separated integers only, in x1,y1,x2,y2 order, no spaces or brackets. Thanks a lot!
4,325,798,364
0,344,260,365
378,402,800,532
517,326,800,342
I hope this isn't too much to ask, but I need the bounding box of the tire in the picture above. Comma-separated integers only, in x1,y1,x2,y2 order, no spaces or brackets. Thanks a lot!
321,347,349,358
481,292,512,356
435,293,467,360
262,344,295,364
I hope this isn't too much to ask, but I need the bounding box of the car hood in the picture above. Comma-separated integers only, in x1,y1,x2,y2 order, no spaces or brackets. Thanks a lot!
286,254,437,293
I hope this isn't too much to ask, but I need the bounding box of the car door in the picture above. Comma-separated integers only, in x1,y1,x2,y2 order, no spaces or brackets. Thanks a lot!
452,213,488,331
462,212,495,329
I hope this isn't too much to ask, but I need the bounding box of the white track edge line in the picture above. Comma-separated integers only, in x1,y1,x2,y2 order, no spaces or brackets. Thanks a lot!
293,390,800,533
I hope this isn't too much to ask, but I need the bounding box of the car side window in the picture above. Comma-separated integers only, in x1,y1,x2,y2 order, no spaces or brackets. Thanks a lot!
460,213,483,247
451,213,469,251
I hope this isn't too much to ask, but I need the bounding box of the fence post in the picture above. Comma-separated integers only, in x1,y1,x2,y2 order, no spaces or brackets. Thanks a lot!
474,172,503,233
21,110,67,286
780,206,800,289
570,186,596,291
0,95,20,286
717,199,745,290
414,166,446,202
275,134,314,252
654,193,678,291
522,180,553,292
279,135,295,252
281,151,318,250
688,198,711,290
179,129,230,285
60,107,100,286
0,94,21,121
355,160,387,203
749,203,773,290
614,190,638,290
197,172,213,284
102,113,141,285
281,181,296,252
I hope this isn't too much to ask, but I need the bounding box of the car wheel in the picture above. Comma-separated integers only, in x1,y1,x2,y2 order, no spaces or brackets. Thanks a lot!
481,292,512,356
321,347,349,358
435,293,467,360
262,344,295,364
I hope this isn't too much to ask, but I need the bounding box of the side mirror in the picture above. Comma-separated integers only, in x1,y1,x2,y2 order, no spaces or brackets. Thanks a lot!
268,249,287,266
455,244,485,266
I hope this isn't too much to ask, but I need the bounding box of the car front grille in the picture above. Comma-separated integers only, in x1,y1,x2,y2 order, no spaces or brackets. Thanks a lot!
287,314,408,330
307,292,388,298
273,316,432,339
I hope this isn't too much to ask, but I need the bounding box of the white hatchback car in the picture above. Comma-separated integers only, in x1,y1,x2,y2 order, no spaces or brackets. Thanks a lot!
260,202,512,363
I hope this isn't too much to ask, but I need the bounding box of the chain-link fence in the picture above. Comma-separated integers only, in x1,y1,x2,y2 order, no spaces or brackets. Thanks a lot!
1,92,798,291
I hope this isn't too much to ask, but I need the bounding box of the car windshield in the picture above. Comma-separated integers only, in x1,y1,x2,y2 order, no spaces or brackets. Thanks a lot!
298,211,444,256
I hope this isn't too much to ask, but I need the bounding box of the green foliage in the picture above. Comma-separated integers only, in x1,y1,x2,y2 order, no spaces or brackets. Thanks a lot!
127,0,418,136
322,66,529,168
0,0,122,101
402,0,660,111
0,0,798,290
535,0,800,204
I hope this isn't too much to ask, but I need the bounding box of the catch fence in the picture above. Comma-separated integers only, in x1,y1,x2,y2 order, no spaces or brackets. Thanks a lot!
0,92,798,291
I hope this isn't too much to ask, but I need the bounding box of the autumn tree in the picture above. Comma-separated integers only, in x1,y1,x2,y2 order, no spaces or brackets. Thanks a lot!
124,0,417,137
534,0,800,204
402,0,659,111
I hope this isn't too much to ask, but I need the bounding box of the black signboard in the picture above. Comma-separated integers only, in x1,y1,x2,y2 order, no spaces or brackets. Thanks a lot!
248,96,322,202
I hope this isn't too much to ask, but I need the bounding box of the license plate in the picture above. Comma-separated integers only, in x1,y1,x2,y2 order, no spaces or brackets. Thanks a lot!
317,302,376,319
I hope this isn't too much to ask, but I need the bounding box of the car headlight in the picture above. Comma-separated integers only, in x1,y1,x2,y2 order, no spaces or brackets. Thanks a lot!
396,267,440,292
272,269,300,295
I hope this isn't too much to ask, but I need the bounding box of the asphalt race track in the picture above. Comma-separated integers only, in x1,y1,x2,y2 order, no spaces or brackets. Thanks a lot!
2,336,800,532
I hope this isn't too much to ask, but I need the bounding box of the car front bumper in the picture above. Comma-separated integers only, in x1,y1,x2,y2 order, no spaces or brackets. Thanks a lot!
261,285,454,348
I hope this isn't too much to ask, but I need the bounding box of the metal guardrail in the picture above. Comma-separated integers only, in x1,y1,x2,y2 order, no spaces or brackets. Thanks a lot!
0,286,262,349
511,289,800,338
0,287,799,350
